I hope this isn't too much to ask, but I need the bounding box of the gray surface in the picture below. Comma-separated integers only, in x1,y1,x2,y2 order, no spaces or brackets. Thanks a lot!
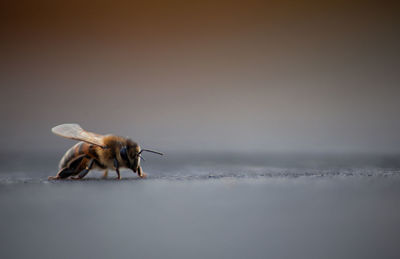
1,153,400,259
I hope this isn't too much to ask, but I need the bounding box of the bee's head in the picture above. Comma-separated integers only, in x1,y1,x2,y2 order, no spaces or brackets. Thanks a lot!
120,139,163,172
118,140,140,172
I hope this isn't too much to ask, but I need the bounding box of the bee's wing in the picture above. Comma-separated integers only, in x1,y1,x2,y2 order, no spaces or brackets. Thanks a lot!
51,123,105,147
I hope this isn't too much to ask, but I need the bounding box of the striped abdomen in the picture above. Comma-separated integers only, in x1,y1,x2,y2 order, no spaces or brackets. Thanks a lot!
58,142,99,169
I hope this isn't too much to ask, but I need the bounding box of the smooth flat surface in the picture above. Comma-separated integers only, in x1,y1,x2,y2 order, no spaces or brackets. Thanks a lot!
1,152,399,259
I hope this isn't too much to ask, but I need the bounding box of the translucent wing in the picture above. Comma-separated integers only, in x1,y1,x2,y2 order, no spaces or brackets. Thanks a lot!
51,123,105,147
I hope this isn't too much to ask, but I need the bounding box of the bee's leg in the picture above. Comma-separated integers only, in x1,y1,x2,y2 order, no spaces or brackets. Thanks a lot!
116,168,121,180
71,158,95,180
48,168,74,180
114,158,121,180
137,166,147,178
48,155,86,180
101,170,109,179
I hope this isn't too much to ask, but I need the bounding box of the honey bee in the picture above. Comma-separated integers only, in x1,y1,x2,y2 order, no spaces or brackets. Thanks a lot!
48,123,163,180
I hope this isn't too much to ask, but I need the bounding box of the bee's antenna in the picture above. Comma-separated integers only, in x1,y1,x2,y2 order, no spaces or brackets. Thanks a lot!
139,149,164,156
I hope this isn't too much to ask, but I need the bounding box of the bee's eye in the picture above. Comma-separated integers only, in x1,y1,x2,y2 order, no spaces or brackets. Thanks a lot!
120,146,129,162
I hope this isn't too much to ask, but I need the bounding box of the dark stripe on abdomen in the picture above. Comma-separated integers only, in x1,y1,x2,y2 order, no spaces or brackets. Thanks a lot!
89,145,99,160
59,142,85,169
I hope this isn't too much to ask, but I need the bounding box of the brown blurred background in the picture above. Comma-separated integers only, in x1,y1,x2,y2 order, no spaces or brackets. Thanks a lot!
0,0,399,153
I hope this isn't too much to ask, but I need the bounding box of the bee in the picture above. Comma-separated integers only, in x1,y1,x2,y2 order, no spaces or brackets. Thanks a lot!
48,123,163,180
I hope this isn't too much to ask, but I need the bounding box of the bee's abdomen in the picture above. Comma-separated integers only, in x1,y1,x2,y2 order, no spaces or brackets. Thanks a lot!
58,142,99,169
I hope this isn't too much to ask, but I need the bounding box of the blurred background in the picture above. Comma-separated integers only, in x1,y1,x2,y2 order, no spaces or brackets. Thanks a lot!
1,4,400,258
1,0,399,154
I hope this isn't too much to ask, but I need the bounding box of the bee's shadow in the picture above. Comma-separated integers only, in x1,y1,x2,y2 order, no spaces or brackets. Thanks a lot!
47,177,145,182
